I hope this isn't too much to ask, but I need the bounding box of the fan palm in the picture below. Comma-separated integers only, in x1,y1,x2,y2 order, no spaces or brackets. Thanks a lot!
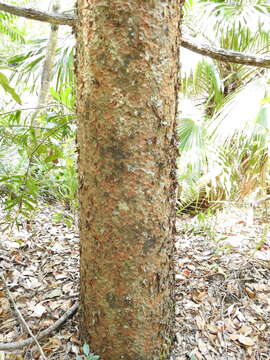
178,0,270,211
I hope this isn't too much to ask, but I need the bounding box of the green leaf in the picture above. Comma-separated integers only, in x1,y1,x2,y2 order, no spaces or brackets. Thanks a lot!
23,199,36,211
260,96,270,104
83,344,90,356
50,87,61,102
0,72,21,104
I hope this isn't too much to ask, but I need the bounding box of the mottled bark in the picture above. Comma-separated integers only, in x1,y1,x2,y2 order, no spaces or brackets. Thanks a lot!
76,1,181,359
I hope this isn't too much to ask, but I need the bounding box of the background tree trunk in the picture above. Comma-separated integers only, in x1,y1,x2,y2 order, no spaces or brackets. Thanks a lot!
36,0,60,110
32,0,60,130
75,1,181,359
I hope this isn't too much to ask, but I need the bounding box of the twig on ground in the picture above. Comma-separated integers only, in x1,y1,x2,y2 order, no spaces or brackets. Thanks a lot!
0,273,47,359
0,295,79,351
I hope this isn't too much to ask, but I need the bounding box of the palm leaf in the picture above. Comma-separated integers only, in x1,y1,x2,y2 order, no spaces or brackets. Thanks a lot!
8,33,75,93
0,12,25,43
0,71,21,103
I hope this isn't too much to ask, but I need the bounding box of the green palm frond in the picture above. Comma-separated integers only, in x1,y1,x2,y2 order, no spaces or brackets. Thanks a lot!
181,51,225,117
0,12,25,43
0,71,21,103
183,0,270,49
8,32,75,93
178,99,208,178
180,0,270,207
209,76,270,146
53,35,75,90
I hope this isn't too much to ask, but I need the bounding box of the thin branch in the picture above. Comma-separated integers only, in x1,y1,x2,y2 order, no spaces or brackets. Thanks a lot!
0,1,75,26
0,124,49,129
0,104,60,117
0,120,73,130
181,35,270,69
0,300,79,351
0,273,47,359
1,2,270,69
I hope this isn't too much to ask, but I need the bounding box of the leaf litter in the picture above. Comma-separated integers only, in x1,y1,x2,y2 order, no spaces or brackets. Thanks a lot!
173,204,270,360
0,204,80,359
0,203,269,359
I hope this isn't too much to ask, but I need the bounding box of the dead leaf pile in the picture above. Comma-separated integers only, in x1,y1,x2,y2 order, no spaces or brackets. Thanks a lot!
1,203,270,359
0,205,80,359
174,206,270,360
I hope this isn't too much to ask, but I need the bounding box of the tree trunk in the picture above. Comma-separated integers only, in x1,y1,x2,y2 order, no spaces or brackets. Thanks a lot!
36,0,60,110
32,0,60,130
75,1,181,359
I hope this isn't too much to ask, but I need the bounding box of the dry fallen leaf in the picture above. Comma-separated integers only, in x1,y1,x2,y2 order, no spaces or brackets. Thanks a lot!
237,334,255,347
235,308,246,322
255,249,270,261
31,303,47,318
43,337,62,352
245,286,256,298
196,315,206,330
229,333,255,347
239,325,253,335
182,268,191,277
229,333,239,341
0,298,11,316
0,352,23,360
191,289,207,303
46,288,62,299
207,324,218,334
198,338,209,354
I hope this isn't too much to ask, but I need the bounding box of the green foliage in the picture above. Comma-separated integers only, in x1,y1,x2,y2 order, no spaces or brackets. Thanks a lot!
76,344,100,360
1,0,270,224
0,71,21,104
178,0,270,212
181,209,217,239
0,3,77,228
0,85,77,227
8,34,75,93
0,11,25,43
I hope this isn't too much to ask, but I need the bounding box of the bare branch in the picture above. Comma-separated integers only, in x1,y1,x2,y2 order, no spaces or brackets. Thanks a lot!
181,35,270,69
0,300,79,351
1,2,270,69
0,1,75,26
0,273,47,359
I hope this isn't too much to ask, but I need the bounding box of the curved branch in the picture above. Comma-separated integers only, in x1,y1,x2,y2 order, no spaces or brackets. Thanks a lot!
1,1,270,69
0,1,75,26
181,35,270,69
0,273,47,359
0,301,79,351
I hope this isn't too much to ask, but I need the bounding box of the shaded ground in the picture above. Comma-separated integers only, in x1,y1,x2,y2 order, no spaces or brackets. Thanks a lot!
0,204,269,359
0,205,80,359
174,206,270,360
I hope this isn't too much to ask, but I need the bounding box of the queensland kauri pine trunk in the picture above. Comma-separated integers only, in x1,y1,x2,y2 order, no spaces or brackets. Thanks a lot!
76,1,181,359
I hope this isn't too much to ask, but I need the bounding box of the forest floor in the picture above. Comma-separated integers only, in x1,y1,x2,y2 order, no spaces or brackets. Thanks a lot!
174,205,270,360
0,203,270,359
